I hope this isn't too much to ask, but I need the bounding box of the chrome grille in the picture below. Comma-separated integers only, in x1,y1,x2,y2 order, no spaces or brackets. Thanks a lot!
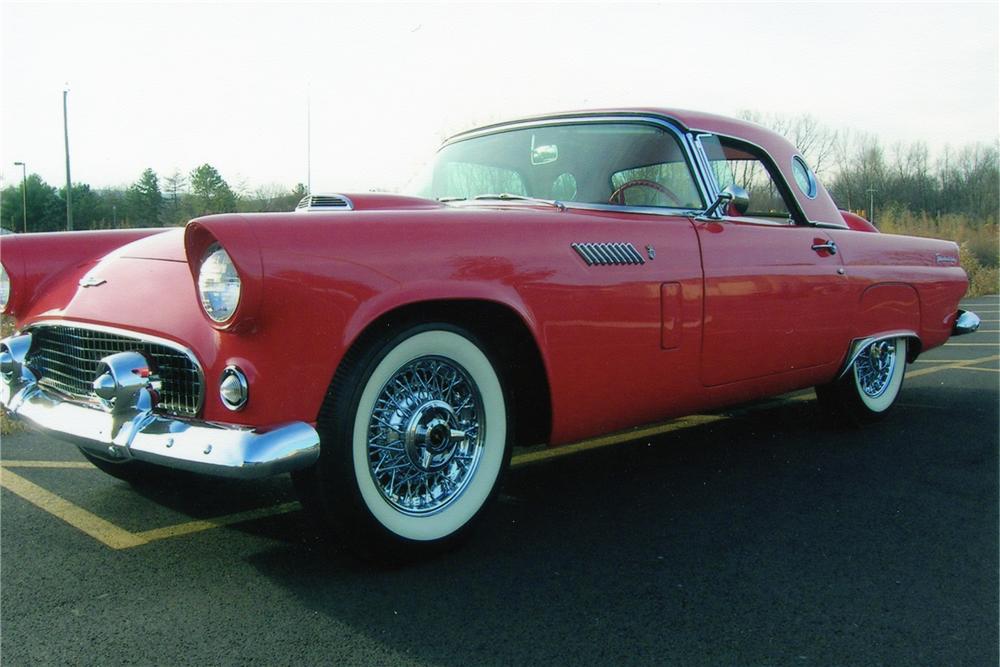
26,325,203,416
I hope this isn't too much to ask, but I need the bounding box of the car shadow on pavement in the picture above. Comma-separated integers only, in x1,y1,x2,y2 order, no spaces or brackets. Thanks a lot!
227,393,997,665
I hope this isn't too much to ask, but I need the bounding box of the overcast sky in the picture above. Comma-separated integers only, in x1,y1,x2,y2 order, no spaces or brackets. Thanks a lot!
1,2,997,195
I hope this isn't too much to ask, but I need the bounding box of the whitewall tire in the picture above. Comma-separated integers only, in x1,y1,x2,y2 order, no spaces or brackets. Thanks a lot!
297,323,512,559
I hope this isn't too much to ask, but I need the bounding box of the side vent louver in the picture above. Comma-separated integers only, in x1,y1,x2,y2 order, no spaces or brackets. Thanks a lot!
571,242,645,266
294,194,354,212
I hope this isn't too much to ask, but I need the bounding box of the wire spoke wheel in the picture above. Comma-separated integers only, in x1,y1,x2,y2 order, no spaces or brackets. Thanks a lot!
367,356,485,515
853,339,897,398
816,336,907,424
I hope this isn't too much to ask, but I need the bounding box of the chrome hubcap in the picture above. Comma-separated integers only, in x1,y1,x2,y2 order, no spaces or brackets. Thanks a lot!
367,356,484,515
855,340,897,398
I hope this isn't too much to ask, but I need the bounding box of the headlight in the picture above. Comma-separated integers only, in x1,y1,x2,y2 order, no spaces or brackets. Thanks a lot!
198,245,241,323
0,263,10,313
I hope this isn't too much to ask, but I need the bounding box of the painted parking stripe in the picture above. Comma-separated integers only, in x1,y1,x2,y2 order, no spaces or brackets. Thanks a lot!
0,468,147,549
1,351,996,550
907,354,1000,379
510,414,726,467
944,343,999,347
1,460,94,469
134,502,300,542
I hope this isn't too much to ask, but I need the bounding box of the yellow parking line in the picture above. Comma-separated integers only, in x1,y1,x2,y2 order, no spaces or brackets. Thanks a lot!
510,414,726,467
954,366,1000,373
0,468,148,549
1,460,94,469
944,343,999,347
134,502,300,542
5,350,996,549
907,354,1000,379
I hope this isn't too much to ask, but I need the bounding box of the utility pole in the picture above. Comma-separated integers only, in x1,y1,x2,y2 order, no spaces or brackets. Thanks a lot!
13,161,27,232
306,85,312,195
63,87,74,231
866,186,877,226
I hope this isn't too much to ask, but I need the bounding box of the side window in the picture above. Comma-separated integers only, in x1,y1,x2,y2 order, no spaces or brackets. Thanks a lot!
436,162,527,200
701,135,797,222
610,162,702,208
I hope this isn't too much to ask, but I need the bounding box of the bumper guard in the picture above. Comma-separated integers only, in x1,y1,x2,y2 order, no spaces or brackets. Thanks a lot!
0,333,320,479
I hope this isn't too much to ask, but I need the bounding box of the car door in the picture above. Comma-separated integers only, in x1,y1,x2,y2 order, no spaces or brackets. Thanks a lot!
696,217,849,386
694,135,851,386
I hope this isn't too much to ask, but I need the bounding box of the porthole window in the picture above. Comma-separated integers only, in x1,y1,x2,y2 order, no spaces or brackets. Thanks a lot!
791,156,817,199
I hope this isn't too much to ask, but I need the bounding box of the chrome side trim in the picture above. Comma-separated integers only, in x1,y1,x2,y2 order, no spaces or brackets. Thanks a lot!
837,331,919,379
24,320,206,416
952,310,981,336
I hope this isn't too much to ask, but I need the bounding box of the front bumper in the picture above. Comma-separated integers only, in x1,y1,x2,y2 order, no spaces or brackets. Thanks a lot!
0,333,320,479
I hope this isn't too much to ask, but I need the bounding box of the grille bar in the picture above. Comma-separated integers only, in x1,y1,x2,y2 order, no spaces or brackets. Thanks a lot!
26,324,204,417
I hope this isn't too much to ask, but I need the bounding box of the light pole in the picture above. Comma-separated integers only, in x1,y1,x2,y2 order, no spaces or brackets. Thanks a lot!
63,87,74,231
13,161,27,233
866,186,877,226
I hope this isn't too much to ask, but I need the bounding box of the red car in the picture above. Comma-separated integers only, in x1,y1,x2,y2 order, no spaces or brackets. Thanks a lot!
0,108,980,557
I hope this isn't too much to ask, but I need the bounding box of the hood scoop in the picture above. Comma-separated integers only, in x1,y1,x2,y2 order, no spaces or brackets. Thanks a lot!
295,193,354,212
292,192,444,213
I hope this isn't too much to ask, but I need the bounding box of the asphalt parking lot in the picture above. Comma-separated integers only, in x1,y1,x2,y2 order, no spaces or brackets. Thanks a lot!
2,297,997,666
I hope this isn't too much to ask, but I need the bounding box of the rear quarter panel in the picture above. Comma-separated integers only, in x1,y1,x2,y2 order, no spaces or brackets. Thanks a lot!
827,229,968,354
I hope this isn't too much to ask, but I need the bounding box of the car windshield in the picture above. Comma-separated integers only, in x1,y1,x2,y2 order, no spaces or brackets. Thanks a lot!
407,122,704,210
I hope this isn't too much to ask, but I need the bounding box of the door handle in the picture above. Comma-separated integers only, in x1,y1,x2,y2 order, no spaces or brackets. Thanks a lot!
811,241,837,255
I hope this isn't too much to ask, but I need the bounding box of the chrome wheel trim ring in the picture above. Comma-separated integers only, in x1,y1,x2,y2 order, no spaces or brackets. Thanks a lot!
366,355,486,516
854,339,897,399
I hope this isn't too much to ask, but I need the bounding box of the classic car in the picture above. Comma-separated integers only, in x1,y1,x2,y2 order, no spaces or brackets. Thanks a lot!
0,108,981,558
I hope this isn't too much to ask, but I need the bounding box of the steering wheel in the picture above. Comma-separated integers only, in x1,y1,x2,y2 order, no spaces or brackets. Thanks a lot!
608,179,682,206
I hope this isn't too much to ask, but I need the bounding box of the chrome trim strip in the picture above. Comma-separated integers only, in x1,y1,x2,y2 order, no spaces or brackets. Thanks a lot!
837,331,919,379
952,310,981,336
24,320,206,416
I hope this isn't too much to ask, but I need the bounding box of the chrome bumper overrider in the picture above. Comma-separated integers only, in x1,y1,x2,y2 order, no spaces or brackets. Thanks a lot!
952,310,981,336
0,333,319,479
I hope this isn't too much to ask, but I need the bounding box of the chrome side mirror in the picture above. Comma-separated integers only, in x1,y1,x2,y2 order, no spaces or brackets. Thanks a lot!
703,185,750,218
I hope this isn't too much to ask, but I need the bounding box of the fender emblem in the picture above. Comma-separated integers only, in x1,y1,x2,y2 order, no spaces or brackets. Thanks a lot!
646,244,656,260
935,254,958,265
79,275,107,288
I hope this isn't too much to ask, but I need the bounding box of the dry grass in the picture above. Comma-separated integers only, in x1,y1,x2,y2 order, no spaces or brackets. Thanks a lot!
877,209,998,297
0,314,21,435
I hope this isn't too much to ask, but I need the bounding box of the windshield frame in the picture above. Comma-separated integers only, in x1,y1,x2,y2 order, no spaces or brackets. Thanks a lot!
421,114,711,217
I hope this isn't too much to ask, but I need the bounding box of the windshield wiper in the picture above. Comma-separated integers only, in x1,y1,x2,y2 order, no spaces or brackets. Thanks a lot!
472,193,566,211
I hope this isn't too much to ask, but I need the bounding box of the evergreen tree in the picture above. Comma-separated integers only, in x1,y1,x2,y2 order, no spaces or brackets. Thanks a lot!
189,164,237,215
125,168,163,227
0,174,63,232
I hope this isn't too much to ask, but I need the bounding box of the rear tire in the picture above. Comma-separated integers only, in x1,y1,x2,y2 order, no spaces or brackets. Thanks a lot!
294,323,512,560
816,337,907,425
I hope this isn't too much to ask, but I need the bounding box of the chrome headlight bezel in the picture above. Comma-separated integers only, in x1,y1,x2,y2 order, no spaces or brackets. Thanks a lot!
197,244,242,324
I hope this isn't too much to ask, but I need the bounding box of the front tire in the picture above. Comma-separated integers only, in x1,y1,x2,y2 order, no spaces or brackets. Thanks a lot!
816,336,907,424
298,324,511,559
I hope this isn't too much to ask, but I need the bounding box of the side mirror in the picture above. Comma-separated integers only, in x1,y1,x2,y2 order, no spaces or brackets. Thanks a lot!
703,185,750,218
